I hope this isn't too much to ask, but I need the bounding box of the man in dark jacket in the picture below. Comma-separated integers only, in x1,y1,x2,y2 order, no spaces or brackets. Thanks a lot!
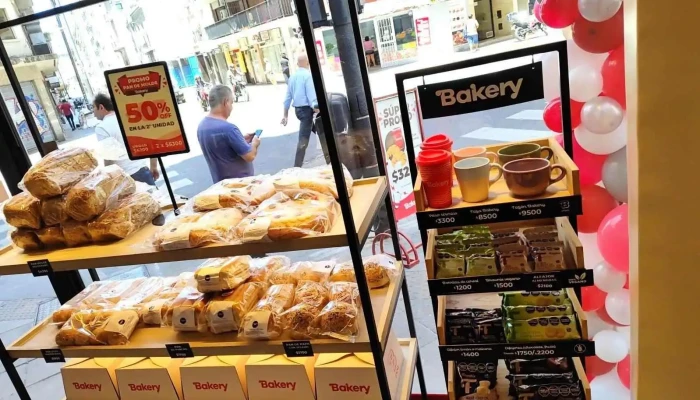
281,53,290,83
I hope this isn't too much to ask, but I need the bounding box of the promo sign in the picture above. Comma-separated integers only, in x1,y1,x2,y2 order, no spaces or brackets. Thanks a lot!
418,63,544,119
374,90,423,221
105,62,189,160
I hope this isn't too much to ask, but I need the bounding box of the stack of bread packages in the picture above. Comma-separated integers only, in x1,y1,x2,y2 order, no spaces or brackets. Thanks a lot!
152,164,355,250
3,148,161,251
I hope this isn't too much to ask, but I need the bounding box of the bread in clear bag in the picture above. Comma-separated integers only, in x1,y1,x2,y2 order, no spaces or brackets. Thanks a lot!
251,255,291,272
194,256,251,293
205,282,265,334
272,164,354,199
4,191,41,229
41,195,69,226
193,175,276,212
23,147,98,199
61,219,92,247
55,309,139,346
65,165,136,222
36,226,66,247
281,303,321,339
88,192,160,242
294,280,329,309
328,282,361,307
239,284,295,339
10,228,42,251
312,301,359,340
163,286,210,332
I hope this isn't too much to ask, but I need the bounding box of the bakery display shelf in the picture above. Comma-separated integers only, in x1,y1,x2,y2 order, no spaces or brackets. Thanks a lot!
397,338,419,400
0,177,387,276
414,138,582,230
7,262,404,359
447,358,591,400
436,289,594,361
425,217,593,295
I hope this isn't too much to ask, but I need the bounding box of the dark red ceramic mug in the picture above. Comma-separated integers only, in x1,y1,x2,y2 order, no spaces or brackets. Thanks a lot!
503,158,566,198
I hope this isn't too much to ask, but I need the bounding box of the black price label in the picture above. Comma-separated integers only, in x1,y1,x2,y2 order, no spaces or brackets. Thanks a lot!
41,349,65,363
166,343,194,358
431,277,481,294
283,341,314,357
440,341,596,361
429,269,594,295
28,259,52,277
440,345,498,361
559,270,594,288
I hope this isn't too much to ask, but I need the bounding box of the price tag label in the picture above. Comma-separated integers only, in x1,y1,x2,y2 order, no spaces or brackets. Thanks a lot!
483,276,521,292
429,277,480,295
430,269,594,295
283,341,314,357
440,341,595,360
166,343,194,358
28,259,52,277
41,349,65,363
469,207,500,223
439,345,498,361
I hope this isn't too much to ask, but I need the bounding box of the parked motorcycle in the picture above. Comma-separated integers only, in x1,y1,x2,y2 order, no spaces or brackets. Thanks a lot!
506,12,547,41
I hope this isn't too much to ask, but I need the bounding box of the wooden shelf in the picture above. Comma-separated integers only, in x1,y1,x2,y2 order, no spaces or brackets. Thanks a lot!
0,177,387,276
7,262,404,359
398,339,418,400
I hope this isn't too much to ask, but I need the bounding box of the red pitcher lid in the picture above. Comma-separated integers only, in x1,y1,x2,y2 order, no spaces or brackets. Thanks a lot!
416,149,451,166
422,133,453,148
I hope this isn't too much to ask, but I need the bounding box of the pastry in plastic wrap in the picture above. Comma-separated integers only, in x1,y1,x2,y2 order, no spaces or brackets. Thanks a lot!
4,191,41,229
36,226,67,247
281,303,321,339
247,263,270,284
329,262,356,283
294,280,329,308
153,214,202,250
251,255,291,272
363,254,395,288
55,309,139,346
23,147,98,199
88,192,160,242
65,165,136,221
268,262,306,285
328,282,360,307
193,176,276,212
163,287,210,332
194,256,251,293
61,219,92,247
52,281,111,323
40,195,69,226
189,208,243,246
234,190,339,242
206,282,265,334
272,164,354,198
312,301,359,340
240,284,295,339
10,229,42,251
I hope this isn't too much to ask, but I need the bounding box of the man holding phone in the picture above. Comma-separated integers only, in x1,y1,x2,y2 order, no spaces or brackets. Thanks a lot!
198,85,261,183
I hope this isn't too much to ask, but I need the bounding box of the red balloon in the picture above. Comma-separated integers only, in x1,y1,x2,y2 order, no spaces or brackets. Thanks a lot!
573,134,606,185
581,285,606,311
577,185,618,233
555,134,564,147
572,6,623,53
543,98,584,133
617,355,631,389
597,305,624,327
598,204,630,273
602,46,626,109
623,274,629,289
539,0,581,28
533,1,543,23
586,356,616,381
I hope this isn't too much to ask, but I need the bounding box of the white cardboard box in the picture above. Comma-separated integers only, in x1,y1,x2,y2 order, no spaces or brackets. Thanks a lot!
245,354,316,400
62,358,140,400
314,330,405,400
117,357,190,400
180,356,248,400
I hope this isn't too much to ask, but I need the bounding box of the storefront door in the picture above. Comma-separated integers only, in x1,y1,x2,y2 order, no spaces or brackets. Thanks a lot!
375,17,399,67
474,0,495,40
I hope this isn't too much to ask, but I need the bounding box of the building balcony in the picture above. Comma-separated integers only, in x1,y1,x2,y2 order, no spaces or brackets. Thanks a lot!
205,0,294,40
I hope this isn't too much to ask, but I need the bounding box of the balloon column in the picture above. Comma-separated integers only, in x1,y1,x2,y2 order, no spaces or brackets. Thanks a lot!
538,1,630,398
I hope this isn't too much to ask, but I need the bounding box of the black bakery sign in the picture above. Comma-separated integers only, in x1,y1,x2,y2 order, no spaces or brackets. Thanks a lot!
418,62,544,119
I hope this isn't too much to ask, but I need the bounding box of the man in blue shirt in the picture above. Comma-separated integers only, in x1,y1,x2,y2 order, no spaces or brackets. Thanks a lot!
281,53,329,167
198,85,261,183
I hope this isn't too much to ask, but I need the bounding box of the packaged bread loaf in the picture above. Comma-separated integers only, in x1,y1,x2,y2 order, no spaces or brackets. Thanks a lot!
65,165,136,221
328,282,360,307
10,229,42,251
294,280,329,308
55,309,139,346
251,255,291,272
234,190,339,242
194,256,251,293
40,195,69,226
154,208,243,250
272,164,354,198
312,301,359,340
4,191,41,229
363,254,395,288
36,226,66,247
140,274,194,325
88,192,160,242
23,147,98,199
206,282,265,334
52,281,111,323
281,303,321,339
193,175,276,212
163,286,210,332
61,219,92,247
240,284,295,339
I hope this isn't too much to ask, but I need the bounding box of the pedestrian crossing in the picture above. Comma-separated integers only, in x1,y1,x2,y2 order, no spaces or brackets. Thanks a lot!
461,109,552,143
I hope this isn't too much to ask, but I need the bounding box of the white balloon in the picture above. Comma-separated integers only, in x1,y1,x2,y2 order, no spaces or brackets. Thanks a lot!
575,118,628,155
569,65,603,102
578,0,623,22
593,261,627,292
591,369,631,400
594,330,629,363
540,52,560,101
585,310,614,339
567,39,608,70
616,325,631,348
579,233,605,268
581,96,625,134
606,289,631,325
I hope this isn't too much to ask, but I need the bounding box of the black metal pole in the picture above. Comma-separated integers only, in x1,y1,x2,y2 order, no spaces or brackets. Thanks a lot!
89,268,100,282
158,157,179,215
48,270,86,304
293,1,391,399
0,339,29,400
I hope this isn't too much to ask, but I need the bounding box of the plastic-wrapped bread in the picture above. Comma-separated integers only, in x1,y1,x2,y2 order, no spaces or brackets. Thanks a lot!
55,309,139,346
153,214,202,250
140,274,194,325
65,165,136,221
36,226,67,247
363,254,395,288
88,192,160,242
294,280,329,309
164,287,210,332
23,147,98,199
240,284,295,339
154,208,244,251
251,255,291,272
206,282,265,334
10,229,42,251
40,195,69,226
52,281,117,323
234,190,339,242
61,219,92,247
4,191,41,229
194,256,251,293
193,175,276,212
281,303,321,339
272,164,354,198
328,282,360,307
312,301,359,340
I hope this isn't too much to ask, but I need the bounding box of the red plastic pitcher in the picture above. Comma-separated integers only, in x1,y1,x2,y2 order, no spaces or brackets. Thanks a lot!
416,149,453,209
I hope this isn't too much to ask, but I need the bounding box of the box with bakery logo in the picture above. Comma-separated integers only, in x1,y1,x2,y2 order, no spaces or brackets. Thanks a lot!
180,356,248,400
314,330,404,400
117,357,191,400
245,354,316,400
62,358,140,400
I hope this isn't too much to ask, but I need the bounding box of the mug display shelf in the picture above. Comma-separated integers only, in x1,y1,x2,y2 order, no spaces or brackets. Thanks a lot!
447,358,591,400
7,263,404,359
425,217,594,295
0,177,387,276
414,138,582,230
436,289,595,361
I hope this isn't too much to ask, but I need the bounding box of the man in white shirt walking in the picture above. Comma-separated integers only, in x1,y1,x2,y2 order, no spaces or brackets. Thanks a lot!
93,93,160,185
463,14,480,52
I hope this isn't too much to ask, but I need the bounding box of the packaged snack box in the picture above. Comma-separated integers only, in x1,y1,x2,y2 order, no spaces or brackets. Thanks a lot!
62,358,140,400
180,356,248,400
246,354,316,400
116,357,188,400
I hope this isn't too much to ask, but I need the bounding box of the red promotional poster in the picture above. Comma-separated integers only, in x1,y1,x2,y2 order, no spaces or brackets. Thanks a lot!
415,17,431,46
105,62,189,159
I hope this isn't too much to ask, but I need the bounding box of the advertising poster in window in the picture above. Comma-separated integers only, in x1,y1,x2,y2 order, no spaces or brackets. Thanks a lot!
374,90,423,221
105,62,189,160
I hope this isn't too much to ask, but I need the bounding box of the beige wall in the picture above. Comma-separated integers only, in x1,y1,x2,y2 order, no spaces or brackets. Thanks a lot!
490,0,515,38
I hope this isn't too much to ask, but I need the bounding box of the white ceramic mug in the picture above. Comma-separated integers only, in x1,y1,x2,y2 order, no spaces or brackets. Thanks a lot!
454,157,503,203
